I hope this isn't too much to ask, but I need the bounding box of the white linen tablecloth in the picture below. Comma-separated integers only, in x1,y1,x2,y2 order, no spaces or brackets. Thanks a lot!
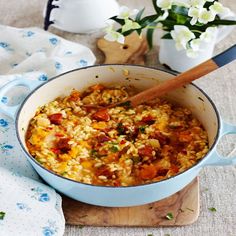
0,24,96,236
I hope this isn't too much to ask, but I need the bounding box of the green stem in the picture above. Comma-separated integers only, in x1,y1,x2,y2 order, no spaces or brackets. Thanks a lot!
191,29,203,34
146,25,163,30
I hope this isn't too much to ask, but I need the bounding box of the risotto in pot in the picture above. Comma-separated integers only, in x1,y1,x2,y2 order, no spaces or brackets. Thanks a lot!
26,84,209,186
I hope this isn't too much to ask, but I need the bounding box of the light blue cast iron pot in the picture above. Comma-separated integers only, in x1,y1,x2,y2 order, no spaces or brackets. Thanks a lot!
0,64,236,207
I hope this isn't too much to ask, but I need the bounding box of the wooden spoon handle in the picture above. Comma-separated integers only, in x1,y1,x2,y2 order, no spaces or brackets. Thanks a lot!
127,44,236,107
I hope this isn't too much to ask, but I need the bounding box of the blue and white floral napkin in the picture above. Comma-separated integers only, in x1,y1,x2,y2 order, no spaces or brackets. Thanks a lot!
0,25,96,236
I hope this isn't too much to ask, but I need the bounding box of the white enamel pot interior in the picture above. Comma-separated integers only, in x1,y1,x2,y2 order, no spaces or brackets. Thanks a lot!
15,64,222,207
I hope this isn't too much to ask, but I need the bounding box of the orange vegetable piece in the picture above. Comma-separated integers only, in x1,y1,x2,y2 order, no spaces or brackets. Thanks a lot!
92,109,110,121
179,131,192,142
138,145,154,157
48,113,63,125
81,161,93,170
139,164,157,180
92,121,107,130
68,90,81,102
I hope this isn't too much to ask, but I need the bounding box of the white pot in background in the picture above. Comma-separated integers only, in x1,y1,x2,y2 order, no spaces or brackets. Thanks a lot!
159,18,235,72
44,0,120,33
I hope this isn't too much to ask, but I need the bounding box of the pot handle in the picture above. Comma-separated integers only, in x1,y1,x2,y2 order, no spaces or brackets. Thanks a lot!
203,121,236,166
0,79,43,119
44,0,59,30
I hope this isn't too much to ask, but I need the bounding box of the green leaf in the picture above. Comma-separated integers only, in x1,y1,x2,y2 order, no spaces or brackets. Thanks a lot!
176,14,188,24
208,19,236,26
140,14,160,27
172,5,189,16
203,1,215,9
136,28,142,35
0,212,6,220
169,11,189,24
136,8,145,21
160,19,176,29
146,22,159,48
208,207,217,212
122,29,136,36
166,212,174,220
110,16,125,25
161,33,172,39
152,0,162,14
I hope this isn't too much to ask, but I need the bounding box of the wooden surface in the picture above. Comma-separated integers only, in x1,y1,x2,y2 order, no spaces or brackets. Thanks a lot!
97,32,148,65
62,178,199,227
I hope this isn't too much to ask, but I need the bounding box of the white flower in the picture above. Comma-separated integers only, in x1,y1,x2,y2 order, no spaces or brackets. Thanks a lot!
174,0,191,8
170,25,196,50
188,7,201,25
198,8,216,24
200,27,217,42
117,6,139,19
190,38,202,51
186,48,199,58
104,23,125,44
209,2,230,18
190,0,205,8
156,0,173,10
122,19,141,33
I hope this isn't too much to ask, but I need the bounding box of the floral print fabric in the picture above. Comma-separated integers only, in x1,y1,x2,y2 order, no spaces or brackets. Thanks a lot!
0,25,96,235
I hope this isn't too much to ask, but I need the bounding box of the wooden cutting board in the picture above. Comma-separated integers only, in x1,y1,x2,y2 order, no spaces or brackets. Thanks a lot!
62,178,199,226
62,33,200,227
97,32,148,65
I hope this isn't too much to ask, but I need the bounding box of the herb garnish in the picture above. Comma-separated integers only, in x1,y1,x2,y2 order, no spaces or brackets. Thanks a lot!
91,149,99,158
91,149,97,155
119,100,132,108
117,122,125,135
165,212,174,220
208,207,217,212
110,145,119,153
139,126,146,133
0,211,6,220
147,234,153,236
132,156,140,164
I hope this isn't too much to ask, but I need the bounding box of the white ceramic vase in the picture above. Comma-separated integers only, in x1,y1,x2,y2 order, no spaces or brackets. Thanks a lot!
159,20,235,72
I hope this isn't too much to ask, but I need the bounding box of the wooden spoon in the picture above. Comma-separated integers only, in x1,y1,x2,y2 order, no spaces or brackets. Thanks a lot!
85,44,236,109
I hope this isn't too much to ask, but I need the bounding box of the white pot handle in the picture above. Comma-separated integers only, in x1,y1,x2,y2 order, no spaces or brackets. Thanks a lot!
215,11,236,43
0,79,43,119
202,121,236,166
